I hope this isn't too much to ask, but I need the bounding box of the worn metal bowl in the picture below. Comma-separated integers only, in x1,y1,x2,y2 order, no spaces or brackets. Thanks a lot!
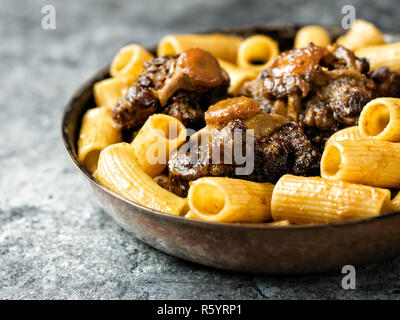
62,24,400,274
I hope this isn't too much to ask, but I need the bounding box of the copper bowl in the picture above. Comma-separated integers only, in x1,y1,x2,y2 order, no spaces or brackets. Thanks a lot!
62,24,400,274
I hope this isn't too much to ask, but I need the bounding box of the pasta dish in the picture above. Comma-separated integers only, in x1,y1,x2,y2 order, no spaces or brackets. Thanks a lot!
77,20,400,225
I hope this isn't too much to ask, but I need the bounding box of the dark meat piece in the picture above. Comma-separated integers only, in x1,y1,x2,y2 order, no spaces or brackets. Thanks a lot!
112,55,177,129
369,67,400,98
259,43,328,98
320,44,369,72
323,76,375,126
253,122,320,183
168,119,248,197
111,85,158,130
301,75,375,127
300,74,375,150
240,43,389,151
168,116,319,197
137,55,178,89
240,44,330,120
163,90,205,129
239,79,274,113
112,49,229,130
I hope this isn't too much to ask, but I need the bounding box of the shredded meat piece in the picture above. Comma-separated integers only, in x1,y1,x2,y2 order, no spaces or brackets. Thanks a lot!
137,55,178,89
253,122,320,183
112,49,229,130
239,43,400,151
168,119,248,197
111,85,158,130
369,67,400,98
167,101,319,197
259,44,327,99
163,90,205,129
320,44,369,72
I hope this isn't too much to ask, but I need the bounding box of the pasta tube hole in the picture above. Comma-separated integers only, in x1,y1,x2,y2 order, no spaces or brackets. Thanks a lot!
190,183,226,216
362,103,390,137
237,35,279,70
113,49,133,73
321,145,342,177
244,43,272,66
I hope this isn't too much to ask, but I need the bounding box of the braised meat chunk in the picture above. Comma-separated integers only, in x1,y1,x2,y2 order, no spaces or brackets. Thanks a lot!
167,97,319,196
240,43,400,150
253,122,320,183
300,74,376,148
111,85,158,130
369,66,400,98
112,48,229,130
168,119,248,197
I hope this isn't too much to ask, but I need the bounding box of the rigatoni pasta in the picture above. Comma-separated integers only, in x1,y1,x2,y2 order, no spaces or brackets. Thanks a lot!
110,44,153,79
157,33,243,63
325,126,364,145
359,98,400,142
236,35,279,72
294,25,331,48
217,59,258,95
271,175,391,224
94,76,134,110
96,142,187,215
131,114,187,177
321,140,400,189
356,42,400,72
188,177,274,223
78,107,122,173
337,19,385,51
391,192,400,212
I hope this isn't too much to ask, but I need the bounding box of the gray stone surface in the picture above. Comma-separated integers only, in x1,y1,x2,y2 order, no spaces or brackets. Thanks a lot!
1,0,400,299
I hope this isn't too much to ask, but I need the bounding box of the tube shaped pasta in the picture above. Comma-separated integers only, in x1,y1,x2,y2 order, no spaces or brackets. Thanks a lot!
271,175,391,224
110,44,154,79
355,42,400,72
391,192,400,212
184,211,197,219
78,107,122,173
325,126,364,145
236,35,279,72
188,177,274,223
294,25,331,48
131,114,187,177
157,33,243,63
233,220,291,226
96,142,187,215
217,59,258,95
337,19,385,51
94,76,133,110
267,220,291,226
185,211,290,226
321,139,400,188
359,98,400,142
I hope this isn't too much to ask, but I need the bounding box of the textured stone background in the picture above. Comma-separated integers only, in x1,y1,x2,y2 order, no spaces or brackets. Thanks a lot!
1,0,400,299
